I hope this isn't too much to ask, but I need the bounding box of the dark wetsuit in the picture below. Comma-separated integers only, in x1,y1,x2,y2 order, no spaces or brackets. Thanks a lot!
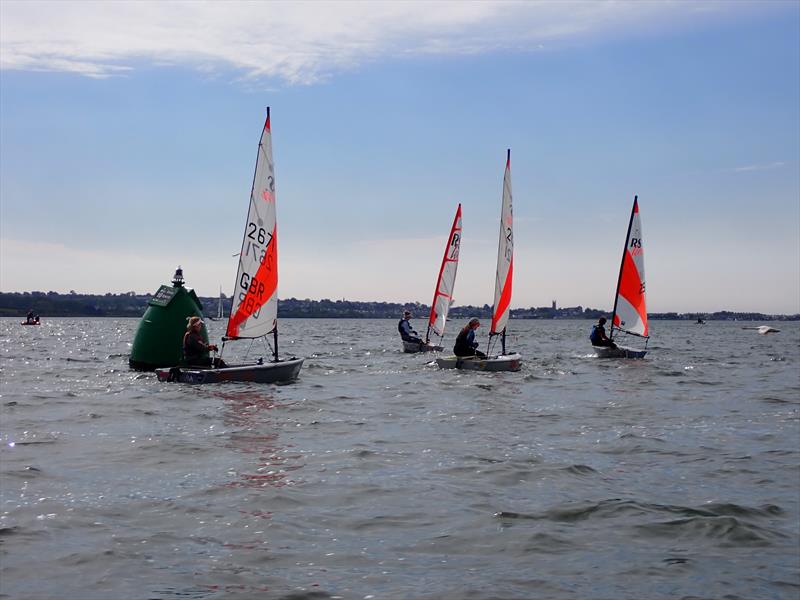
590,324,616,348
454,327,485,358
183,331,212,365
182,331,227,368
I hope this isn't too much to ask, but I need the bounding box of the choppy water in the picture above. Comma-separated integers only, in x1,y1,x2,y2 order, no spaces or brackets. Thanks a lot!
1,317,798,600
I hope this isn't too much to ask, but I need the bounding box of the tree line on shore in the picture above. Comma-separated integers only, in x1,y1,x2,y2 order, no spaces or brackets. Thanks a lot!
0,291,796,321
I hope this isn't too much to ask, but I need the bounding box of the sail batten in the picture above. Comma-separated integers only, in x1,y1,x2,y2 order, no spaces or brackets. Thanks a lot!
226,108,279,340
491,150,513,335
428,204,462,340
611,196,648,338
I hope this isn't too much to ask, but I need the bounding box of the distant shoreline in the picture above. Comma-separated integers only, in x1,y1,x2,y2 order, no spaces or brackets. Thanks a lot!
1,292,797,321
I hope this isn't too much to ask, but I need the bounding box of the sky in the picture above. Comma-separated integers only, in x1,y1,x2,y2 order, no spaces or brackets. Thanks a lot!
1,0,798,314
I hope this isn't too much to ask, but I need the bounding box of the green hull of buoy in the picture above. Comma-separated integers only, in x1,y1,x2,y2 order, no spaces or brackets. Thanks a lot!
129,269,210,371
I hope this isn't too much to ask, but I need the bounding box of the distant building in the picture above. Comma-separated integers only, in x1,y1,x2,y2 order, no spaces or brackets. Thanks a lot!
552,300,557,310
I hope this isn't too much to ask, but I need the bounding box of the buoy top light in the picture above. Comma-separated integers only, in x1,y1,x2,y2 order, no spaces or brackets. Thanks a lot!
172,266,185,287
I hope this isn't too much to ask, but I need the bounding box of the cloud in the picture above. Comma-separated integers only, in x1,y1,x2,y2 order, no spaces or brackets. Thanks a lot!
731,161,787,172
0,0,769,85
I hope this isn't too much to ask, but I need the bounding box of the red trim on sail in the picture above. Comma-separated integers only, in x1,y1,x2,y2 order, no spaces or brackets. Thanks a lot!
615,250,647,335
226,225,278,338
491,257,513,333
428,205,462,328
264,114,271,132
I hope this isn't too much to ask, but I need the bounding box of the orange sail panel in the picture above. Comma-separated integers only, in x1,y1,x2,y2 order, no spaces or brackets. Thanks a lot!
491,258,513,333
227,225,278,338
428,204,463,338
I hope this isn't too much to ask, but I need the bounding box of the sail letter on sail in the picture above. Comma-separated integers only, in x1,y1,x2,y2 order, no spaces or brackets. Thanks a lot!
612,198,647,337
227,111,280,339
491,151,513,335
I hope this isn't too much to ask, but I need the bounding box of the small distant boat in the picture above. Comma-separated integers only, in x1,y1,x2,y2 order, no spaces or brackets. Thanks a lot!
403,204,462,353
436,150,521,372
21,314,40,326
742,325,780,334
595,196,650,359
696,318,706,324
217,286,224,320
205,286,225,322
157,108,304,384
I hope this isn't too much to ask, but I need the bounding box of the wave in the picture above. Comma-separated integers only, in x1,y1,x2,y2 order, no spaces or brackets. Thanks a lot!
634,514,787,547
495,498,789,543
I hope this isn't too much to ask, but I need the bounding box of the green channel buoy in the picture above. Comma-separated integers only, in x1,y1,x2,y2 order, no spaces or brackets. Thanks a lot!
129,267,209,371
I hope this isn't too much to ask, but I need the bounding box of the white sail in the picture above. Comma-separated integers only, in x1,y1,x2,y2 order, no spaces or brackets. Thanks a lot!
612,196,648,337
428,204,462,338
226,109,279,339
491,150,514,335
217,286,224,319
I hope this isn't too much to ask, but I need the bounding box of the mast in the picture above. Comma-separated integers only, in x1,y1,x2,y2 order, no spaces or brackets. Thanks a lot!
610,195,637,341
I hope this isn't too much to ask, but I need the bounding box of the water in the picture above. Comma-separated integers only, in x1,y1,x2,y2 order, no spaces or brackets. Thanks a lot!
1,317,798,600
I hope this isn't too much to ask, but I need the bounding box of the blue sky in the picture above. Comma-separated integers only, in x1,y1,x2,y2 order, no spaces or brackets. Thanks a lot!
1,1,798,313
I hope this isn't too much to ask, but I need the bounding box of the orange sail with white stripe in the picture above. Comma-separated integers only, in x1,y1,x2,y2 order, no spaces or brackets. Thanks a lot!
491,150,514,337
427,204,462,342
226,108,279,341
611,196,648,338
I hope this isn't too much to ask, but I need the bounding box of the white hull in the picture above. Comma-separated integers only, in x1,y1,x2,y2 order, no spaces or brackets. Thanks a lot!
402,340,443,353
593,346,647,359
435,353,522,372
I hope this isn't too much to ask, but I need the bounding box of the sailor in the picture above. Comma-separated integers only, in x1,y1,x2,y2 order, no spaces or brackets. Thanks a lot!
590,317,617,348
453,318,486,358
398,310,422,345
26,310,35,324
183,316,226,367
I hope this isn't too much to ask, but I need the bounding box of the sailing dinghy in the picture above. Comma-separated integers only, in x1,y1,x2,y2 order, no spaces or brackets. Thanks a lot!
156,108,304,384
436,151,521,372
403,204,463,353
595,195,649,359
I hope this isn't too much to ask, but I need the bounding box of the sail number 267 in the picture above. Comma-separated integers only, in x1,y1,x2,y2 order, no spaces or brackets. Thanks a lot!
244,222,275,269
247,223,271,245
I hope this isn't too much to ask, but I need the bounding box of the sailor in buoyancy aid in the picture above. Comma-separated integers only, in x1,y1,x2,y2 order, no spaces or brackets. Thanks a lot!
590,317,617,348
398,310,422,344
453,318,487,358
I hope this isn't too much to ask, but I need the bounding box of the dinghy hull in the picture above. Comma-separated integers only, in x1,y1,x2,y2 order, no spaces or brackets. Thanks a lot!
593,346,647,359
435,353,522,372
156,357,304,384
402,340,443,353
